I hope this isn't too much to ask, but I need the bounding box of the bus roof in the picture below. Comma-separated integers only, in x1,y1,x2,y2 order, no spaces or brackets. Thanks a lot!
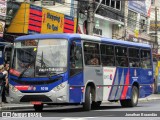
15,33,151,48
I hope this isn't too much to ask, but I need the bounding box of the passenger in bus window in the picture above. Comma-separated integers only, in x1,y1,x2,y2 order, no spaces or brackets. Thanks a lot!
88,54,99,65
141,61,147,68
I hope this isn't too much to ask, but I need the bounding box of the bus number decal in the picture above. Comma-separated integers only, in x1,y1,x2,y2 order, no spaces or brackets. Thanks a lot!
41,87,48,91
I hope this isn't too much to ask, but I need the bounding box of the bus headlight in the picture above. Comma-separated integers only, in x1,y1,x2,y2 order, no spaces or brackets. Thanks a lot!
53,82,66,91
9,84,18,92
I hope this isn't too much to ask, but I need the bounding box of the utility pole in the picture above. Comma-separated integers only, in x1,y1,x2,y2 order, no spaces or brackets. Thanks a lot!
155,6,158,45
87,0,94,35
155,6,158,94
76,0,80,33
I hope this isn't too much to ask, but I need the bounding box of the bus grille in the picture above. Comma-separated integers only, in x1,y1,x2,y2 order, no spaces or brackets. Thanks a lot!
20,95,52,102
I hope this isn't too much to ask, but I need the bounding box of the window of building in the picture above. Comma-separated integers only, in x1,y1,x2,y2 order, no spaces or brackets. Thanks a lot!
101,44,115,66
106,0,110,6
151,0,155,5
141,49,152,69
102,0,105,4
140,15,147,33
128,48,140,67
115,46,128,67
84,42,100,66
128,10,137,29
97,0,121,10
116,1,120,9
111,0,115,8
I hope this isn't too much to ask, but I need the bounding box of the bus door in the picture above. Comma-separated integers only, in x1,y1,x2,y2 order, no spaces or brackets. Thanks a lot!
69,40,83,103
83,42,103,101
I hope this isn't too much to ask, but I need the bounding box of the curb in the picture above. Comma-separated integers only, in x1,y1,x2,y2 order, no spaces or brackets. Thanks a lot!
1,97,160,111
0,105,33,111
139,97,160,102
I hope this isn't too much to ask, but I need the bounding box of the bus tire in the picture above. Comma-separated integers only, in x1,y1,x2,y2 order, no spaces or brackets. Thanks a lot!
83,86,92,111
91,101,101,109
34,104,43,112
120,86,138,107
128,86,139,107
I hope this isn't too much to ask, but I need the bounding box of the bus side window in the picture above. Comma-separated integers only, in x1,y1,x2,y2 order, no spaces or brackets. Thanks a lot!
141,49,151,69
70,41,83,76
115,46,128,67
84,42,100,66
100,44,115,66
128,48,140,68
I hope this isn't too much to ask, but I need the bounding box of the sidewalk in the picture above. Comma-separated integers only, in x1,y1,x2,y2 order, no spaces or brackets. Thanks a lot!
1,94,160,111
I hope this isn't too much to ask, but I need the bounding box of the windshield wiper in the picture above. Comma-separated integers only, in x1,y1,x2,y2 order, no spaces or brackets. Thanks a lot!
18,57,36,78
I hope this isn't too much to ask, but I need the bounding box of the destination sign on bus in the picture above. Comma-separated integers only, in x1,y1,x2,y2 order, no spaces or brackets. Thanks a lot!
38,67,64,72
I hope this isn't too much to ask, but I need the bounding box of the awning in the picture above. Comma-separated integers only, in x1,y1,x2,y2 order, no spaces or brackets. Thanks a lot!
95,14,124,25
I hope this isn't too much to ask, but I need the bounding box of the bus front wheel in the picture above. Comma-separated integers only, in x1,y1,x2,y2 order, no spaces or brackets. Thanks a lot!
34,104,43,112
83,86,92,111
120,86,139,107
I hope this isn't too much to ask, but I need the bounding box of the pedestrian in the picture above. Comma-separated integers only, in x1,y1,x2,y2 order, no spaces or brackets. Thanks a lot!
0,65,8,103
4,61,9,71
4,61,9,95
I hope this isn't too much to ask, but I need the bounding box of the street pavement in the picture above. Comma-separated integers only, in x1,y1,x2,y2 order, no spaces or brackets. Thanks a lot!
0,94,160,111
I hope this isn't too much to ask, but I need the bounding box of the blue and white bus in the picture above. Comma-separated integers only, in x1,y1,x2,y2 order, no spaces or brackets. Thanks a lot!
9,34,154,111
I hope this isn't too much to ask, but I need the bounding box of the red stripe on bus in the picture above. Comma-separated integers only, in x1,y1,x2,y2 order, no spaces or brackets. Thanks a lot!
121,70,129,99
15,86,29,91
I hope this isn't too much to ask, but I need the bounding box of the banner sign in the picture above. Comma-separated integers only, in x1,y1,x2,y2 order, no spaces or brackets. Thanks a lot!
7,3,77,34
41,8,64,33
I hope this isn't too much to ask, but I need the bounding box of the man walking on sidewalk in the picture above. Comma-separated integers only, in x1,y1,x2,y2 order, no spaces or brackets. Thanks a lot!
0,65,8,103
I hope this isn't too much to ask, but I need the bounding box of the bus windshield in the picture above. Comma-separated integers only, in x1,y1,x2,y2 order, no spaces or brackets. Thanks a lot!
12,39,68,77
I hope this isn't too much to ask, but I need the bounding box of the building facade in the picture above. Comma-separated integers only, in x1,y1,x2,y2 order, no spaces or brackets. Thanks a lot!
0,0,7,40
150,0,160,54
126,0,155,48
78,0,125,38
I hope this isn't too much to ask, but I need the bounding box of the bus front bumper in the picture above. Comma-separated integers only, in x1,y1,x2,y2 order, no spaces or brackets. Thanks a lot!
9,81,69,104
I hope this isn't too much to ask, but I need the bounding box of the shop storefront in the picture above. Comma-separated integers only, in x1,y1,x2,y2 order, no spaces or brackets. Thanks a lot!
6,3,77,35
78,13,123,38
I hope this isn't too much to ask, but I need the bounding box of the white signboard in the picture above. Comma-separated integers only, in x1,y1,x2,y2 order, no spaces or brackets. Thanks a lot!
0,20,5,37
103,67,116,101
0,0,7,17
